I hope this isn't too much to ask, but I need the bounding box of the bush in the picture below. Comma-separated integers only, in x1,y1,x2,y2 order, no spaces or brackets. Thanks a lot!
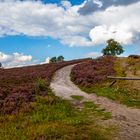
36,78,48,92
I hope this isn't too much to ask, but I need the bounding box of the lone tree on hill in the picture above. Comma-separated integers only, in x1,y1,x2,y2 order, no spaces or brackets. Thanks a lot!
102,39,124,56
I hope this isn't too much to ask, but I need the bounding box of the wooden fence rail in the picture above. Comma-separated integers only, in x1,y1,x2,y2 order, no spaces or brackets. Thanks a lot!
107,76,140,87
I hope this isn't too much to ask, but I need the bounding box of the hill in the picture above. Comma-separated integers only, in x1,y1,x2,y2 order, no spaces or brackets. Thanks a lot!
0,58,118,140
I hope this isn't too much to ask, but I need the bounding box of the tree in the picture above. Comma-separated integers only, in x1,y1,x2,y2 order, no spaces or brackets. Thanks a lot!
49,56,65,63
102,39,124,56
57,55,64,62
49,57,57,63
0,62,2,68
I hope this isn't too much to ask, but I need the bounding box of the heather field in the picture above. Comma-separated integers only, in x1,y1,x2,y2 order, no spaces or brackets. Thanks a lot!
0,59,90,114
71,56,116,87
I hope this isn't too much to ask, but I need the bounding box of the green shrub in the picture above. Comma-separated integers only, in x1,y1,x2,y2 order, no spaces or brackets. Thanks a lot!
34,78,49,95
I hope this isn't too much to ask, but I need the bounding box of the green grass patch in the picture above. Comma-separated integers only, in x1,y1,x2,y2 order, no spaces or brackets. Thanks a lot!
82,86,140,108
71,95,84,101
114,58,126,77
84,101,112,120
0,91,115,140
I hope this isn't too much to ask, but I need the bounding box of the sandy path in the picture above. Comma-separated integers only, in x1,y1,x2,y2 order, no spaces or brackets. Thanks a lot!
50,65,140,140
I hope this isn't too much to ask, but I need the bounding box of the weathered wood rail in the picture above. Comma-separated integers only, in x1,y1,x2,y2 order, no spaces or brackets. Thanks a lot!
107,76,140,87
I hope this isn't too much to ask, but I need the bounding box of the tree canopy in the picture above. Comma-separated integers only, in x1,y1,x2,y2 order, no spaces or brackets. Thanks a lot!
49,57,57,63
0,62,2,68
102,39,124,56
57,56,64,62
49,56,64,63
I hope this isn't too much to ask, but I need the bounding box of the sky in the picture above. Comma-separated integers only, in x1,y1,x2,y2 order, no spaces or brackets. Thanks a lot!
0,0,140,68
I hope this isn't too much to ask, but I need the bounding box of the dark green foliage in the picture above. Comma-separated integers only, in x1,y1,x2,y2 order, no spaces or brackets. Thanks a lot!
35,78,48,92
71,95,84,101
0,62,2,68
102,39,124,56
50,55,65,63
49,56,57,63
57,55,64,62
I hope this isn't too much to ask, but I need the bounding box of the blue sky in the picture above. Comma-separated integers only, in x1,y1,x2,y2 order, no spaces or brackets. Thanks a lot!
0,35,104,61
0,0,140,67
43,0,84,5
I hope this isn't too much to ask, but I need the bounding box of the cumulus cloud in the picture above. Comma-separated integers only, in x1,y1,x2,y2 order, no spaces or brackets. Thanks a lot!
89,2,140,44
0,52,33,68
89,24,133,44
0,0,140,47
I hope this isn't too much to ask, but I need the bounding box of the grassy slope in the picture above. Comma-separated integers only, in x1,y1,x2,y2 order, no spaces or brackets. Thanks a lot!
72,57,140,108
0,86,115,140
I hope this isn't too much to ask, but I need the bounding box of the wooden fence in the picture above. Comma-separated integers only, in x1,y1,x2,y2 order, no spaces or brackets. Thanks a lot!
107,76,140,87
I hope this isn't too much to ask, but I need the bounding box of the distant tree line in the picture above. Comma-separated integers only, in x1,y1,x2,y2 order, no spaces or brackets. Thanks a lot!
49,55,64,63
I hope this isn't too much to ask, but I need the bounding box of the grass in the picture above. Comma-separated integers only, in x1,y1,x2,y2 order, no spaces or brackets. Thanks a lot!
0,89,116,140
114,58,126,77
81,85,140,108
71,95,84,101
83,101,112,120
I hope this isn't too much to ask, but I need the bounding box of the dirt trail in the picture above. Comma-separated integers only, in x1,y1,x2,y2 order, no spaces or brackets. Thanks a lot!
51,65,140,140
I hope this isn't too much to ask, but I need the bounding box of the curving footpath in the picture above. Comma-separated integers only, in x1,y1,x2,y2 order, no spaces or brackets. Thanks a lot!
51,65,140,140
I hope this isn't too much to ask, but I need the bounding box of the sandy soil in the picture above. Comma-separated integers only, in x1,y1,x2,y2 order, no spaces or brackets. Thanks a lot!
51,65,140,140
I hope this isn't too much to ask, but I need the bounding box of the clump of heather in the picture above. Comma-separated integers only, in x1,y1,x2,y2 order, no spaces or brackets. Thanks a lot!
71,56,116,87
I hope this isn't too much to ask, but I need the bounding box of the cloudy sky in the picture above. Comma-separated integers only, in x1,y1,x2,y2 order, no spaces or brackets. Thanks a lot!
0,0,140,68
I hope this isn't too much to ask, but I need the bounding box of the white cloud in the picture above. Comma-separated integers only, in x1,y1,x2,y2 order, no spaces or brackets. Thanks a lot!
89,3,140,44
0,52,33,68
61,0,72,10
93,0,103,8
40,57,50,64
13,52,32,62
0,52,10,62
0,0,140,47
85,52,102,58
89,24,133,44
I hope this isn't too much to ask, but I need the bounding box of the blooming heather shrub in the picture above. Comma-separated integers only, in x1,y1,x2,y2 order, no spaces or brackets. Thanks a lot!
0,58,90,114
71,56,116,87
0,88,35,114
